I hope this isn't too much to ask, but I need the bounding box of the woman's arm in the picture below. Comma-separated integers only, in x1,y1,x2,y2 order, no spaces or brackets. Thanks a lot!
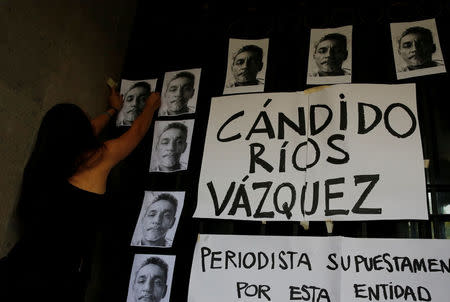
102,92,161,167
91,87,123,136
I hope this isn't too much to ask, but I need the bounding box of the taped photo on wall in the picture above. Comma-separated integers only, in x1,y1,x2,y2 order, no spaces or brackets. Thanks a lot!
126,254,175,302
116,78,158,127
391,18,446,80
131,191,185,248
159,68,201,117
149,119,195,173
224,38,269,95
307,25,352,85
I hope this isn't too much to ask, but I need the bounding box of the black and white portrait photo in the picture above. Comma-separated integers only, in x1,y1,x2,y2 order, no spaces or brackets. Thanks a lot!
223,38,269,95
116,78,158,127
131,191,185,248
126,254,175,302
307,25,352,85
158,68,201,117
390,18,446,80
149,119,195,173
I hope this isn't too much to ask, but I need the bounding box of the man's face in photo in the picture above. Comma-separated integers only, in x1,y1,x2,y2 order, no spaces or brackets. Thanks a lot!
164,77,194,115
313,39,348,74
123,86,149,122
142,199,176,244
133,263,167,302
156,127,187,171
398,32,434,68
231,50,262,85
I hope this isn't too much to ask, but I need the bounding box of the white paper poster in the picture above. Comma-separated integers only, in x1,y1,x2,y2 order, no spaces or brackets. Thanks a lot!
189,234,450,302
194,84,427,221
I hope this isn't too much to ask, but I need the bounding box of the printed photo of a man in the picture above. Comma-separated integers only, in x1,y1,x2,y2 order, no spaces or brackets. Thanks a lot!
131,191,185,248
149,120,194,173
116,78,157,126
159,68,201,116
307,25,352,85
391,18,446,79
126,254,175,302
224,38,269,95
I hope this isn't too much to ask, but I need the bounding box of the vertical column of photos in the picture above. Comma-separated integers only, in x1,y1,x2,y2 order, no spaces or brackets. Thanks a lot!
128,68,201,301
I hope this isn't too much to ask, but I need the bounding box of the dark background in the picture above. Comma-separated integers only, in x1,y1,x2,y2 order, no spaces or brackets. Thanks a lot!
94,1,450,301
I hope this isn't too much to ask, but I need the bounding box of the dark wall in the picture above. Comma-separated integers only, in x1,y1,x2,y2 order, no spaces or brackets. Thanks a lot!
0,0,137,258
100,1,450,301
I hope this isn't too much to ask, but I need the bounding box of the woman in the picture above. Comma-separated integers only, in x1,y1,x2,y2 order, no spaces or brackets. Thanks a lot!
0,87,160,301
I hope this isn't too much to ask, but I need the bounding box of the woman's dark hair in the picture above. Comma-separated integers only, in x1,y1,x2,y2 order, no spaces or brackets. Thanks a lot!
18,104,102,222
23,104,102,183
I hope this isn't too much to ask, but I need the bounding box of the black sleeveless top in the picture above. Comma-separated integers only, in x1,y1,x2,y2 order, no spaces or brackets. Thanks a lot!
2,180,105,301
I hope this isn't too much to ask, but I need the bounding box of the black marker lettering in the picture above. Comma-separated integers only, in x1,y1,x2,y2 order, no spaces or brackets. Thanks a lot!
207,181,235,216
310,104,332,135
217,111,244,142
327,253,338,270
325,177,348,216
300,181,319,216
273,183,296,220
327,134,349,165
384,103,417,138
352,174,381,214
253,182,275,219
228,183,252,216
278,108,306,139
358,102,382,134
249,143,274,173
340,95,347,130
201,247,211,272
279,141,288,172
292,138,320,171
246,111,275,140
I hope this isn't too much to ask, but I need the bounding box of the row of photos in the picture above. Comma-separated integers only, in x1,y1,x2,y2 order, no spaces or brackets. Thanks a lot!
123,17,445,302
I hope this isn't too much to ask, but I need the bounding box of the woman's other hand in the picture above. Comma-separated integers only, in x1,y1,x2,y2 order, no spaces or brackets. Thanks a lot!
109,86,123,112
146,92,161,113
